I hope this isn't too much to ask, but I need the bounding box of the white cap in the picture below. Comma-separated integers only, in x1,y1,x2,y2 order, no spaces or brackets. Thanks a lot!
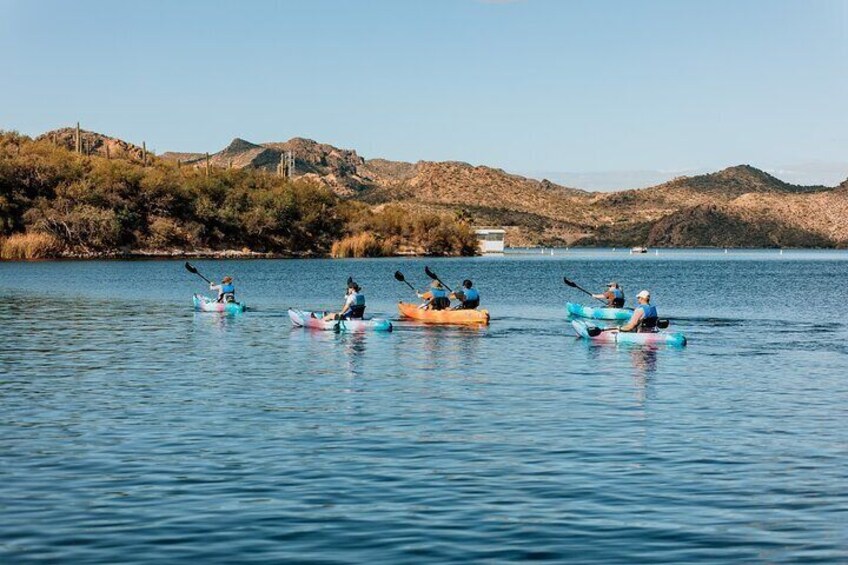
636,290,650,299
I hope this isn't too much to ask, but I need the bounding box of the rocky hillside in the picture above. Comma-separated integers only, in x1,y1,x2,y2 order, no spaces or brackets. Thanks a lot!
40,128,848,248
37,127,148,161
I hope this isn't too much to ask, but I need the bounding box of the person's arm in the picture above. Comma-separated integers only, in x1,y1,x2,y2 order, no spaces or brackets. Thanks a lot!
417,291,432,308
620,309,643,332
210,283,222,292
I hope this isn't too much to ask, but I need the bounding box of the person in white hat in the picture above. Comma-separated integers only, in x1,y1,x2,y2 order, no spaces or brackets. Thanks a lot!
620,289,658,332
592,281,625,308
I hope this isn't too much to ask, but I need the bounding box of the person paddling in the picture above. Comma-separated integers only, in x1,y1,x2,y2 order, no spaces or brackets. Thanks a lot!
210,276,236,303
592,281,625,308
418,280,451,310
324,280,366,321
451,279,480,310
619,290,658,332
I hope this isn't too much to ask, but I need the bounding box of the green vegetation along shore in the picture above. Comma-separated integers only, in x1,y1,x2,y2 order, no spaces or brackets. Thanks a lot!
0,131,477,259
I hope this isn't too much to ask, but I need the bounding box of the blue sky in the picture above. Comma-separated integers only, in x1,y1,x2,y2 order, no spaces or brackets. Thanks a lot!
1,0,847,189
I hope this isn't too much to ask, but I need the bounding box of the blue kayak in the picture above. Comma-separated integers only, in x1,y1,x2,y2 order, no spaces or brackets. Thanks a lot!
566,302,632,321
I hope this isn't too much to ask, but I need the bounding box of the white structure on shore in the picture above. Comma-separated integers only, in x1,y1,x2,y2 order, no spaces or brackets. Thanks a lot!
475,228,506,253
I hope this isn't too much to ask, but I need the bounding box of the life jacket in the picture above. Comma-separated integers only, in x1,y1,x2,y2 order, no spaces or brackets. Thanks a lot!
610,288,625,308
461,287,480,309
345,292,366,319
218,283,235,303
636,304,658,331
429,287,450,311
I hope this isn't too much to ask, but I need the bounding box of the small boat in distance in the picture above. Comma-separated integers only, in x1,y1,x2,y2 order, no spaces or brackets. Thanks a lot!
630,246,648,254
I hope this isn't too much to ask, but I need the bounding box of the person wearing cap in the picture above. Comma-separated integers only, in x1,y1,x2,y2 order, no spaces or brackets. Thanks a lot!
418,280,451,310
325,280,366,320
450,279,480,310
620,290,658,332
592,282,625,308
210,276,236,303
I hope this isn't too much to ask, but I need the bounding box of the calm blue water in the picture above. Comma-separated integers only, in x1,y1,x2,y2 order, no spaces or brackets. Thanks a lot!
2,250,847,563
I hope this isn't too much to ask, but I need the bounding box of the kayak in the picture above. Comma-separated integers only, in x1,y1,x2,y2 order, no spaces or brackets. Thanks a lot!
571,319,686,346
566,301,632,321
193,294,245,313
398,302,490,325
288,309,393,332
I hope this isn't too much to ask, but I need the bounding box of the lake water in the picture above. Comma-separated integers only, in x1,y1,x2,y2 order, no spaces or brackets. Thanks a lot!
2,250,847,563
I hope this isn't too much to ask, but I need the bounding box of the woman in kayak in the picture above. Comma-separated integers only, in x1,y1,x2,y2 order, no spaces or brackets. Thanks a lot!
325,280,366,320
210,276,236,303
418,280,451,311
619,290,658,332
592,281,625,308
451,279,480,310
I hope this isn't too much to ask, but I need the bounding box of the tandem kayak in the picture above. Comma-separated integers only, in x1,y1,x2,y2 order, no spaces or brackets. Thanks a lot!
288,309,393,332
571,319,686,346
193,294,245,313
397,302,490,325
566,302,632,321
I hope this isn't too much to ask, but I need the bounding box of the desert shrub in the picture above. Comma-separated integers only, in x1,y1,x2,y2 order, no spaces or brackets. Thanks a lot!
1,232,63,259
331,232,396,258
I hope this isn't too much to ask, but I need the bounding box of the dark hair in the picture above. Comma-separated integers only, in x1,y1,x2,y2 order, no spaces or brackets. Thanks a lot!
350,283,361,292
463,279,473,288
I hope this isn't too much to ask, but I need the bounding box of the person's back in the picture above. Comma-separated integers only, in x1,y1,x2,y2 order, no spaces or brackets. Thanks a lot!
634,302,658,331
610,287,625,308
347,289,366,319
454,279,480,310
420,282,451,310
211,276,236,303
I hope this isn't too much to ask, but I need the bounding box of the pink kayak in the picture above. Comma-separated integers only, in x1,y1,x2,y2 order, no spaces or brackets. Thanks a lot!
288,309,392,332
571,319,686,346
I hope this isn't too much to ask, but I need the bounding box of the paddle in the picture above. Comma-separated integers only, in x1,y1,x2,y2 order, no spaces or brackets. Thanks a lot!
424,266,453,292
394,271,417,293
563,277,608,305
185,261,212,284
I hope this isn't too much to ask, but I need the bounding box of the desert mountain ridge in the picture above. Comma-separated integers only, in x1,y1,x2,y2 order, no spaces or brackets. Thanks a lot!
36,127,848,248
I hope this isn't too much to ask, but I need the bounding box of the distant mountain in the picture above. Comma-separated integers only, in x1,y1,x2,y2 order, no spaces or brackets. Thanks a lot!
37,127,148,161
47,128,848,248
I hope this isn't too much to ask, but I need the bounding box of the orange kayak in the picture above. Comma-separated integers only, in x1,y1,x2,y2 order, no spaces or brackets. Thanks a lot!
397,302,490,325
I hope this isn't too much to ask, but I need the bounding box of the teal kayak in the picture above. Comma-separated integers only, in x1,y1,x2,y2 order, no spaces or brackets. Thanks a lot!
571,319,686,346
566,302,632,321
193,294,245,313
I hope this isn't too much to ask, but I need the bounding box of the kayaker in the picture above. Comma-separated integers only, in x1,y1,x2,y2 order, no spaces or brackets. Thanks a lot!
619,290,658,332
210,276,236,303
451,279,480,310
418,280,451,311
592,281,625,308
325,280,366,320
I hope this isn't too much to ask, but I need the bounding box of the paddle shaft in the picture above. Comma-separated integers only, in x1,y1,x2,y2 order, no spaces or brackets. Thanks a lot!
185,262,213,284
565,277,610,305
424,267,453,293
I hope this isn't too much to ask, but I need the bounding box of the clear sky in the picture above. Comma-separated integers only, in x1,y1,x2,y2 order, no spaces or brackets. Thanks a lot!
2,0,847,188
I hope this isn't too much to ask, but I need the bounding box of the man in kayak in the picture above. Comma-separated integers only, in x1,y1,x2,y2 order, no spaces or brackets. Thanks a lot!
210,276,236,303
592,281,625,308
619,290,658,332
450,279,480,310
325,280,366,320
418,280,451,310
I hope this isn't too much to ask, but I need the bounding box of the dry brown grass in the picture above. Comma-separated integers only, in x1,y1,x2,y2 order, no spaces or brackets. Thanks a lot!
1,232,63,259
331,232,396,258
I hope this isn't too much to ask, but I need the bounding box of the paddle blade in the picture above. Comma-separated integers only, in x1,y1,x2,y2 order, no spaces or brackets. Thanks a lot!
587,326,602,337
424,266,438,280
394,271,405,282
658,319,670,329
563,277,578,288
185,262,198,274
